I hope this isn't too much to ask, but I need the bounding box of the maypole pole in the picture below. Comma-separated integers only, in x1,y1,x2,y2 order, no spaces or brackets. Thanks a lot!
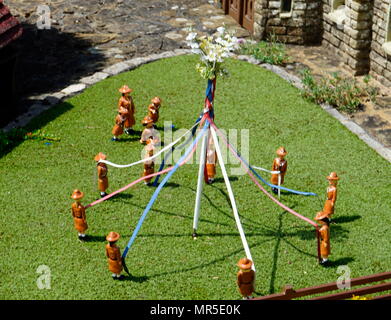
193,76,216,238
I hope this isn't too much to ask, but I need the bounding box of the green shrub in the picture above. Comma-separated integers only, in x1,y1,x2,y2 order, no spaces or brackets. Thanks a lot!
0,128,60,154
300,69,374,114
239,33,290,65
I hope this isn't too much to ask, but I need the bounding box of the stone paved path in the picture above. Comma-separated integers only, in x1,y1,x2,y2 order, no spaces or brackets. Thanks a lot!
4,0,391,149
284,45,391,148
6,0,247,106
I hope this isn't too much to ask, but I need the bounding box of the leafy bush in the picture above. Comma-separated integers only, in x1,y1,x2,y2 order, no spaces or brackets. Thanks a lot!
239,33,290,65
300,69,376,114
0,128,60,154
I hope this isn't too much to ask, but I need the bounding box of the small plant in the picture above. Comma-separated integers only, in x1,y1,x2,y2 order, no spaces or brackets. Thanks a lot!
239,33,290,65
362,75,379,104
0,128,60,154
300,69,374,114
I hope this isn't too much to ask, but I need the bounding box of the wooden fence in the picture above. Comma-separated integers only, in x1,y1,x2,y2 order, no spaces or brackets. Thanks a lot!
253,271,391,300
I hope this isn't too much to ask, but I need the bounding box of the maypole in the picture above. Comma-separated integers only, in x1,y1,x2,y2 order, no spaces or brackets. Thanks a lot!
186,28,256,268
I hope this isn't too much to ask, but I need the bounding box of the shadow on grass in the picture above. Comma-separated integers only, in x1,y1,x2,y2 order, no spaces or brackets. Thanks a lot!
84,234,107,242
0,101,74,159
129,203,234,229
286,224,349,242
212,176,239,184
153,181,180,188
138,231,270,238
114,133,143,143
123,274,149,283
110,193,134,202
145,239,273,280
332,215,361,224
322,257,355,268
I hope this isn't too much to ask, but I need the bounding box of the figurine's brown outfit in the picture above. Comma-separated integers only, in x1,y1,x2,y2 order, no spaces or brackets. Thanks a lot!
97,164,108,192
319,224,330,258
323,186,337,217
105,243,123,274
71,202,88,233
118,95,135,128
237,269,255,297
112,114,125,136
143,148,154,183
271,157,288,185
148,104,159,123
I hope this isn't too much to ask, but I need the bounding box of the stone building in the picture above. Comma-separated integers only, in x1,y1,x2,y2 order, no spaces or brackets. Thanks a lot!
217,0,391,86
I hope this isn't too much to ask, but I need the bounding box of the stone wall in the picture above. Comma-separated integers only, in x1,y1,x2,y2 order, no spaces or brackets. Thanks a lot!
322,0,374,76
369,0,391,86
217,0,391,81
253,0,322,44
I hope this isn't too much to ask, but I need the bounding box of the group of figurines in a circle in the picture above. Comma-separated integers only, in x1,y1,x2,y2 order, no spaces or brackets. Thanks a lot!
112,84,162,143
70,145,339,283
269,146,339,266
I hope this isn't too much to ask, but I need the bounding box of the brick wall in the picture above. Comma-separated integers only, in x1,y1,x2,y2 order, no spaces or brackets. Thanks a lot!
253,0,322,44
370,0,391,86
217,0,391,81
322,0,374,76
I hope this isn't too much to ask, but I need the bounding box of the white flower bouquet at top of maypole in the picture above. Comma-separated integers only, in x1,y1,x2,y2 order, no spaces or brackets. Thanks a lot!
186,26,240,80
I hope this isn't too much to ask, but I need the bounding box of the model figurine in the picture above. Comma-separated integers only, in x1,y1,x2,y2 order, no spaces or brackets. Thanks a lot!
94,152,109,198
206,136,217,184
237,258,255,299
112,107,129,141
321,172,339,220
105,231,124,280
71,189,88,240
118,85,135,134
148,96,162,124
140,116,160,144
315,211,331,265
271,147,288,194
143,137,156,185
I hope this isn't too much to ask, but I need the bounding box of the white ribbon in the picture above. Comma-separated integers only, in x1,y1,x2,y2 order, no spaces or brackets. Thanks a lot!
99,121,200,168
252,166,280,175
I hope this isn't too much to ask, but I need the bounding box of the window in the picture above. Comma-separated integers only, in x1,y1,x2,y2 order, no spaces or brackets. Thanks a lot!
329,0,346,25
332,0,345,11
281,0,292,13
383,4,391,54
280,0,293,17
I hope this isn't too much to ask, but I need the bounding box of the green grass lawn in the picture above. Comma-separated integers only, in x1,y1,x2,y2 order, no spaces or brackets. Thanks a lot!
0,55,390,300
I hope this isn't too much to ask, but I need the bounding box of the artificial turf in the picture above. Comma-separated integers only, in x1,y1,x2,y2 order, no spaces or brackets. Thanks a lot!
0,54,390,300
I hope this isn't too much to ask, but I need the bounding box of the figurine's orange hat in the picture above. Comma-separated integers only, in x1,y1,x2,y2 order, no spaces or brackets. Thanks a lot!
71,189,84,200
119,85,132,94
314,211,329,221
237,258,253,270
327,172,339,180
151,97,161,105
276,147,287,157
94,152,107,162
142,116,154,125
106,231,120,242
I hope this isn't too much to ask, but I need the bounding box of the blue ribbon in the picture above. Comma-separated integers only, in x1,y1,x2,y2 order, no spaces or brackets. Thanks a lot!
122,121,209,259
226,139,317,197
205,79,214,103
153,117,202,186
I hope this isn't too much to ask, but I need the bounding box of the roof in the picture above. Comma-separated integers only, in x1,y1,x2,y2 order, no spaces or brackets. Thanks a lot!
0,0,22,49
